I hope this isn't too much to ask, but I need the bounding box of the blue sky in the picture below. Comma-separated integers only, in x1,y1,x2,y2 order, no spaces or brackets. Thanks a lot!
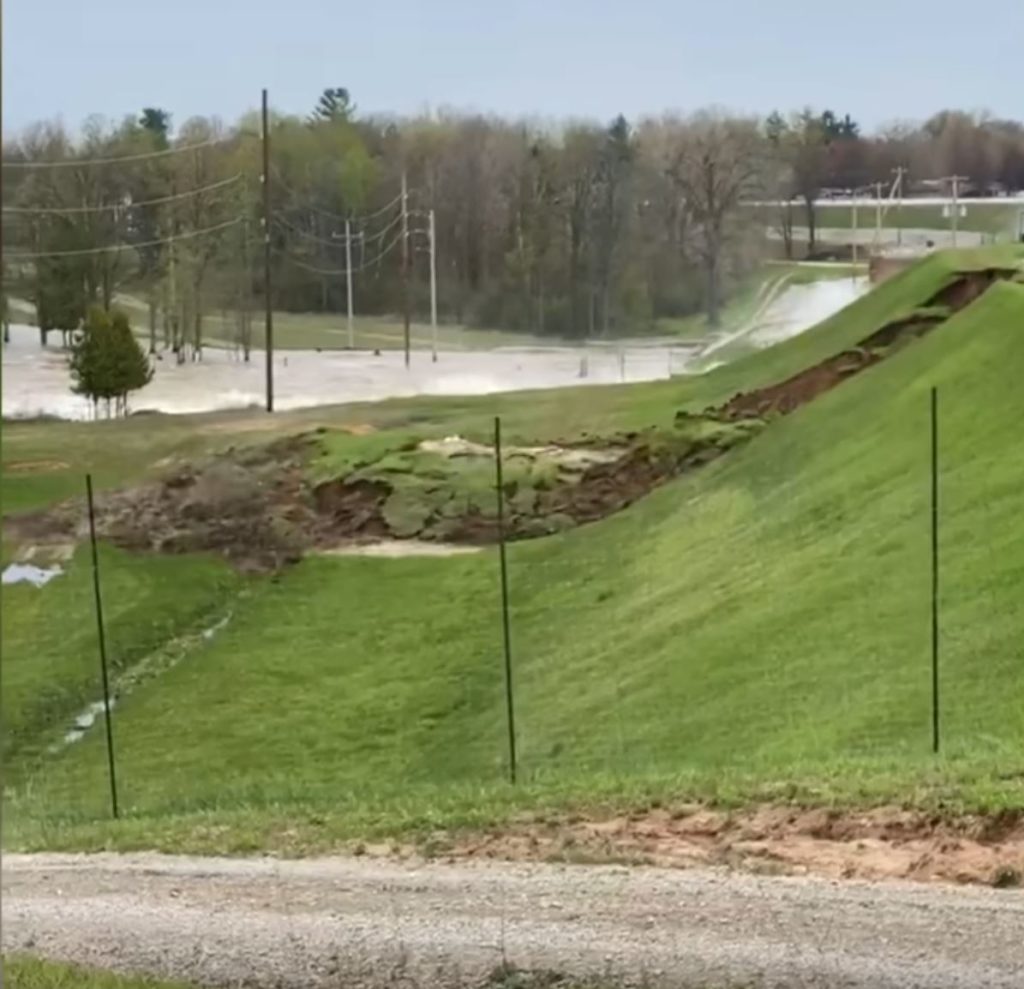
3,0,1021,136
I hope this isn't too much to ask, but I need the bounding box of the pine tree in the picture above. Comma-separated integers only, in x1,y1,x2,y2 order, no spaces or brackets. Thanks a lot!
109,309,153,414
69,307,153,417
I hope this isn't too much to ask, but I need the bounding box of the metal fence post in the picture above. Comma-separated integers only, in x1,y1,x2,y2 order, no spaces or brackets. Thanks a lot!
930,387,940,754
86,474,119,818
493,416,517,784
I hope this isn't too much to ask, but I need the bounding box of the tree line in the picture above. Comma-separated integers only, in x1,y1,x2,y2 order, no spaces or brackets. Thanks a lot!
3,96,1023,345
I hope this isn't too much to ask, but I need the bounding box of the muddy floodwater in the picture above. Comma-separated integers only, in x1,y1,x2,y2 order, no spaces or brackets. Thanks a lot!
2,326,693,420
1,282,868,420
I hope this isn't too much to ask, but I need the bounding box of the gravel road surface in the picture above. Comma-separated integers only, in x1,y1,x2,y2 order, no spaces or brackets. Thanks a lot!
3,853,1023,988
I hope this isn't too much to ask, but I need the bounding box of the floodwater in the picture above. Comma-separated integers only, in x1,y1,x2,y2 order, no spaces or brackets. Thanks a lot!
2,278,865,421
701,277,870,359
1,563,64,587
2,324,694,420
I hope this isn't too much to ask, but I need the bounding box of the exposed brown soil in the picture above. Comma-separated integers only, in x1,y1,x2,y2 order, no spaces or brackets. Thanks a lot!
311,477,391,541
311,431,740,548
3,429,746,570
928,267,1017,310
5,437,318,572
4,459,71,473
425,804,1024,887
712,269,1016,422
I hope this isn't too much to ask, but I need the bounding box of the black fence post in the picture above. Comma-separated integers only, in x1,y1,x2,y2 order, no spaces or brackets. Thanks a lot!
86,474,119,818
930,387,940,754
493,416,517,784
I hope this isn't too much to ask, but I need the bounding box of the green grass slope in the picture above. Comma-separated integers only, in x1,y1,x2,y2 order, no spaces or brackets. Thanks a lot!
1,546,240,775
6,280,1021,846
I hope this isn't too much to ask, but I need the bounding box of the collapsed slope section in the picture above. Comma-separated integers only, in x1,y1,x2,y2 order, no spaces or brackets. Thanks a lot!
709,267,1018,421
5,254,1020,571
4,421,759,570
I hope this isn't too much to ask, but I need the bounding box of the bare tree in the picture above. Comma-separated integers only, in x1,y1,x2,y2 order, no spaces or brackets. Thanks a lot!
669,113,764,326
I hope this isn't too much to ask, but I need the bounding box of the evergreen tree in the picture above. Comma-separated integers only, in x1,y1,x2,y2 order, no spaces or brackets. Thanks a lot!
69,307,153,417
109,309,153,411
139,107,171,149
310,87,354,123
36,258,87,347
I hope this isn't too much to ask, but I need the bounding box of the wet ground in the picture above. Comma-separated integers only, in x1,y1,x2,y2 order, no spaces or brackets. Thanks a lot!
1,326,693,420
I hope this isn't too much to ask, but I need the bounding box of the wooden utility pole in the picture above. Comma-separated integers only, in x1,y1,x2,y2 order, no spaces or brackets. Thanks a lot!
240,215,253,362
168,240,178,359
428,208,438,363
261,88,274,412
401,171,410,368
851,190,859,271
892,166,907,247
345,218,354,349
875,181,883,249
946,175,969,248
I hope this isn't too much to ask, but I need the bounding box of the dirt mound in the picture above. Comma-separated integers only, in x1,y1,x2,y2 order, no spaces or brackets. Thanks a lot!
5,437,317,572
435,804,1024,886
4,423,758,570
711,269,1016,423
312,426,755,547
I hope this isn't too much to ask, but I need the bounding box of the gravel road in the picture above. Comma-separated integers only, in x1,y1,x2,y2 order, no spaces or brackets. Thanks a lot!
3,853,1023,988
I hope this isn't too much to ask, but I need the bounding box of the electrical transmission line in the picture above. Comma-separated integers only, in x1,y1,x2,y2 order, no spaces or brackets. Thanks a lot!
269,171,404,225
1,137,234,170
2,174,243,214
274,207,404,248
5,216,243,259
275,223,405,274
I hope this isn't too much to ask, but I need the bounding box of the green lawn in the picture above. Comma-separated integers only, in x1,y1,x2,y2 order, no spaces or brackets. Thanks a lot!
805,201,1021,235
10,294,561,353
116,300,553,353
2,957,194,989
3,250,1022,853
1,545,241,776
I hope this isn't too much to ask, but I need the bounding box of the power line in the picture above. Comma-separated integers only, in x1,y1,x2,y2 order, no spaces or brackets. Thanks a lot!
277,224,405,275
1,174,243,214
5,216,243,258
358,209,405,243
273,208,407,250
1,137,234,170
270,171,405,225
273,213,349,249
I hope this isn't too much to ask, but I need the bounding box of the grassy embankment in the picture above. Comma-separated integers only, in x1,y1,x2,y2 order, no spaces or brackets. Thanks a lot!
2,247,1022,854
